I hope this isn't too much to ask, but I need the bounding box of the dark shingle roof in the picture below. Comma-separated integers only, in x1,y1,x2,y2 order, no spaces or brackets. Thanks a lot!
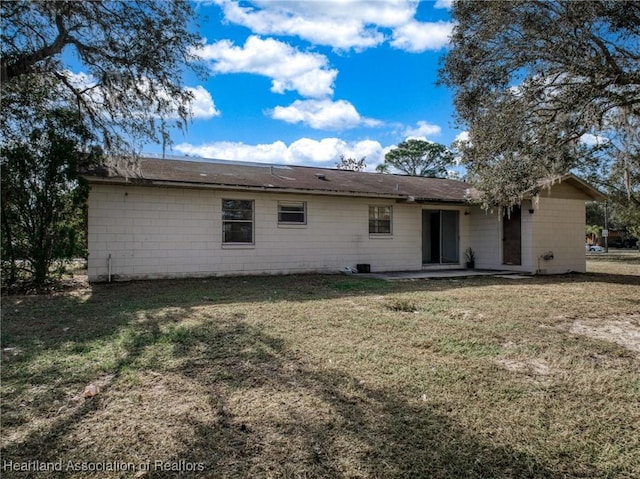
85,157,477,203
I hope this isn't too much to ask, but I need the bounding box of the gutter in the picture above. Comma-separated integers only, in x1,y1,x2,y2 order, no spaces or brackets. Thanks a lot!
83,176,465,202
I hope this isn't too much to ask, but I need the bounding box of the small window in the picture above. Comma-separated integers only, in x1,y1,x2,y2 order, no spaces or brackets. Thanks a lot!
222,199,254,243
369,205,392,235
278,201,306,224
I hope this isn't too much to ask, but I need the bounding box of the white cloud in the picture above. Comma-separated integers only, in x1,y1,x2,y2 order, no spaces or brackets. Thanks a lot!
185,85,220,119
213,0,407,51
174,137,390,167
453,131,470,144
390,20,453,52
580,133,610,147
212,0,452,52
451,131,470,165
197,36,337,98
434,0,453,9
403,121,442,139
65,71,96,89
63,71,218,119
174,140,289,163
271,99,382,130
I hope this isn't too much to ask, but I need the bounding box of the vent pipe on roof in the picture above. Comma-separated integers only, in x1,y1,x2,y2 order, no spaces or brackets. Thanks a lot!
315,173,327,181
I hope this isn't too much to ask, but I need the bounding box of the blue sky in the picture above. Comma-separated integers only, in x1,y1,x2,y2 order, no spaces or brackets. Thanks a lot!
150,0,464,171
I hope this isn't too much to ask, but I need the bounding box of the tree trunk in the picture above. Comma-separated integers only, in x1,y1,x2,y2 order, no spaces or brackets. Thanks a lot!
1,205,17,284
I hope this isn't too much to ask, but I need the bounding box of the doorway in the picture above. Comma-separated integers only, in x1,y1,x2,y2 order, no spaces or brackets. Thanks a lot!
422,210,459,264
502,206,522,265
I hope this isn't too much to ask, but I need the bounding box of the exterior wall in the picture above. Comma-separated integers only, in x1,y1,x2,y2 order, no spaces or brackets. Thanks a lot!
467,205,535,273
467,206,502,271
87,182,589,281
539,182,591,200
467,197,587,274
87,184,426,281
530,197,587,274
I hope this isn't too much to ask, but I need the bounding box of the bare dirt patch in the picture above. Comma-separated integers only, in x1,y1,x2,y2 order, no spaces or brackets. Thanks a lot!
495,357,564,384
570,315,640,353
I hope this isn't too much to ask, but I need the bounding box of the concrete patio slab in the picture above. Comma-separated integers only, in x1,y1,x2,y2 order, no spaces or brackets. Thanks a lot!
358,270,531,281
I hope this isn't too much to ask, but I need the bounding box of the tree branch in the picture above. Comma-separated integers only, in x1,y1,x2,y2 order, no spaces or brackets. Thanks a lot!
1,14,69,83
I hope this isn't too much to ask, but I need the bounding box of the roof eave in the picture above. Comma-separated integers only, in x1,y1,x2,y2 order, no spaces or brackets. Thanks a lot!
84,176,418,200
522,173,607,201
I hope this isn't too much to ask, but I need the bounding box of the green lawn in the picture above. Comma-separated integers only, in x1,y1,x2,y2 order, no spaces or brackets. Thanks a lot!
2,258,639,478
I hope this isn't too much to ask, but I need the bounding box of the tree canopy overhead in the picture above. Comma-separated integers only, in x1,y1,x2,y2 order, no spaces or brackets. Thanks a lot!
440,0,640,207
1,0,202,159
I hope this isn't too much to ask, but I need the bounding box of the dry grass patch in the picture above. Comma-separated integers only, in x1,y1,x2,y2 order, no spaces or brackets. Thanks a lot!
587,251,640,276
2,267,640,478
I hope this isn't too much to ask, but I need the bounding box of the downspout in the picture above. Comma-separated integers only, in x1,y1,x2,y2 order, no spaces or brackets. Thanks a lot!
108,254,112,282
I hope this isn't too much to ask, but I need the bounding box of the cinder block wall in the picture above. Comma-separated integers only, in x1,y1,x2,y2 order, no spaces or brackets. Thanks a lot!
87,184,426,281
531,196,587,274
467,185,587,274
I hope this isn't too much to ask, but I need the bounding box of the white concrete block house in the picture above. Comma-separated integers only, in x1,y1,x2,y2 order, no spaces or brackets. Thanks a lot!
84,156,605,282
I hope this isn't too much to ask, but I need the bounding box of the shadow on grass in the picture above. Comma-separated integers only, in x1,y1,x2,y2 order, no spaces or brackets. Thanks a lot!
2,270,638,407
2,269,638,378
2,272,636,477
165,320,562,478
1,303,597,478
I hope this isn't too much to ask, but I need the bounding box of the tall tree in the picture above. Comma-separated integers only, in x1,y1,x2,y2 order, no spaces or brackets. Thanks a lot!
440,0,640,207
577,122,640,239
1,1,202,162
377,139,453,177
1,108,102,285
336,154,367,171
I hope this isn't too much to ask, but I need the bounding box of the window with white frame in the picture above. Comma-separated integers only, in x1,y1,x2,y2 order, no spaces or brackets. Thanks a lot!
278,201,306,225
222,199,254,243
369,205,392,235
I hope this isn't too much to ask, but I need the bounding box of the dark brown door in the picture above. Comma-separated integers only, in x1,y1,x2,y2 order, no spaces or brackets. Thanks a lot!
502,206,521,265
